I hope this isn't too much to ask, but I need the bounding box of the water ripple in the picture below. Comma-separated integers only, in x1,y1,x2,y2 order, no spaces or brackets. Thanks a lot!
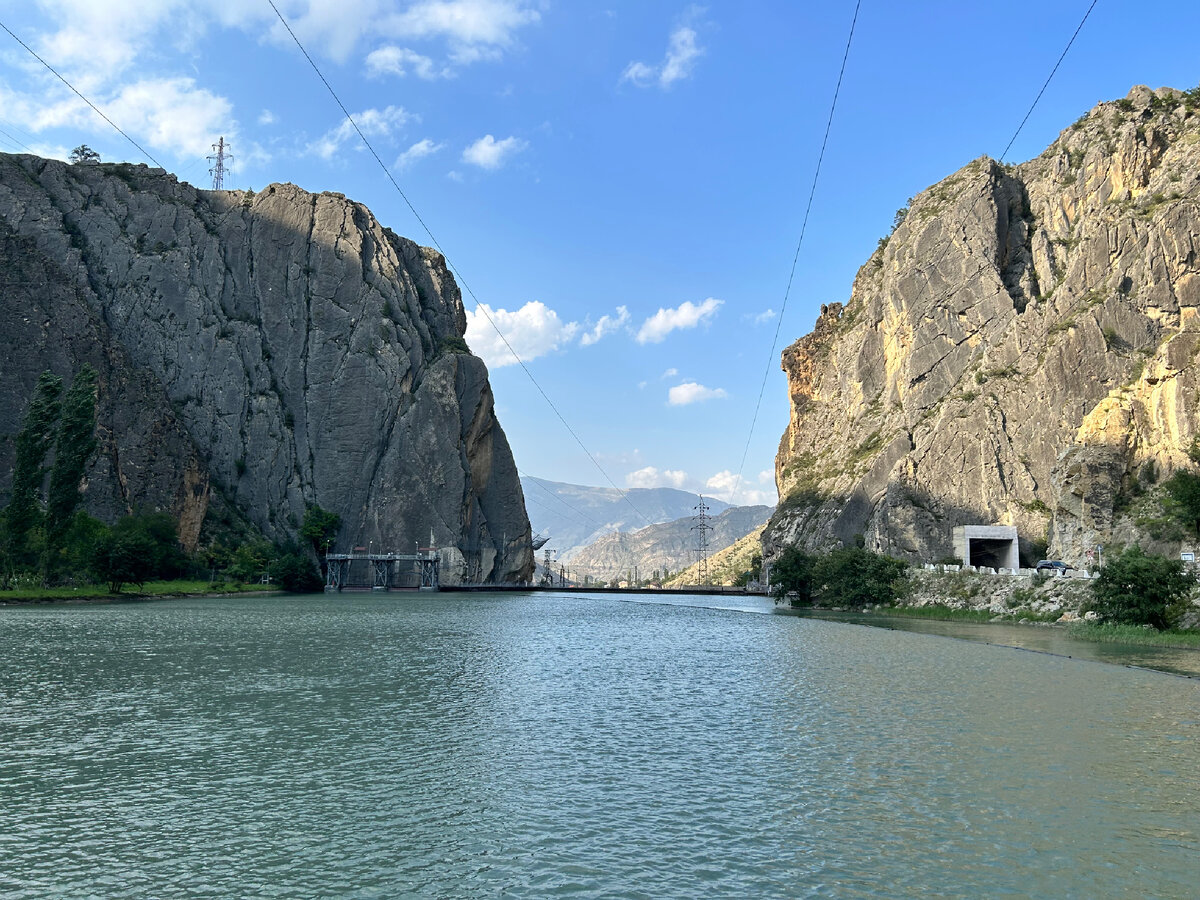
1,593,1197,897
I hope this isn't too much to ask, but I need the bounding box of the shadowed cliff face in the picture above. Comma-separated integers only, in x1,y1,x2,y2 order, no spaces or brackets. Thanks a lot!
0,153,532,583
766,85,1200,567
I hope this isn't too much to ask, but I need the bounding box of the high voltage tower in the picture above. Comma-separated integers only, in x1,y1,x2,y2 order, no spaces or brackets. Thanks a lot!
692,496,712,586
207,136,232,190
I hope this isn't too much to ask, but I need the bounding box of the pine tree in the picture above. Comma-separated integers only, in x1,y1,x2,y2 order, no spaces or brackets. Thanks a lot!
43,366,98,580
1,373,63,580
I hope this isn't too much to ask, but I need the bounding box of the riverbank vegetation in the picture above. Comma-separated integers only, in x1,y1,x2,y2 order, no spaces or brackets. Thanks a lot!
771,546,909,607
1,367,333,597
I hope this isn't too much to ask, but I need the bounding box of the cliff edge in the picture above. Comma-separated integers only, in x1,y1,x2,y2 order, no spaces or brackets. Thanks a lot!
0,153,532,583
767,85,1200,567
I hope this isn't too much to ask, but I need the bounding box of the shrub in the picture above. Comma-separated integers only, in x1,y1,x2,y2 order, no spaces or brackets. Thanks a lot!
270,552,322,593
811,548,909,607
1090,546,1193,630
770,547,816,606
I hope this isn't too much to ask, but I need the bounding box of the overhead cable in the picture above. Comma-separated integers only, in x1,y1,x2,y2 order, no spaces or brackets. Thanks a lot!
265,0,654,529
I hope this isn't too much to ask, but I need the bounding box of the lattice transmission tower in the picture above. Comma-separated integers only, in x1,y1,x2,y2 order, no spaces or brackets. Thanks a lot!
207,136,232,190
692,496,712,586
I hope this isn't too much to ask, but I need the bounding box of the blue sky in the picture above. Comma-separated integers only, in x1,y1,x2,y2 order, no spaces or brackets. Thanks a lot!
2,1,1199,511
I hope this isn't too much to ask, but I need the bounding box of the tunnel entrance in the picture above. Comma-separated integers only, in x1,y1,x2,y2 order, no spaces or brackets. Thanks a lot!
952,525,1019,570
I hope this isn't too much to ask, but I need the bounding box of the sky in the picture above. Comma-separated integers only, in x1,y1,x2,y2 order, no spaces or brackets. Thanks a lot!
2,1,1199,519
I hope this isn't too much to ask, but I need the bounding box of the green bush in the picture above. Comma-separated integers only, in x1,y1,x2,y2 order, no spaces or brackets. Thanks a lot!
270,552,322,593
1089,546,1193,630
770,547,816,606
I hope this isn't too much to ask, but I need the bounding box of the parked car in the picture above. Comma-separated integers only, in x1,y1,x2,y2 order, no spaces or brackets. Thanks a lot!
1035,560,1074,574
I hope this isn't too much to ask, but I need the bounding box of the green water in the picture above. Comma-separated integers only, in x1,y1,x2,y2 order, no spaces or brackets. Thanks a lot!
1,591,1197,897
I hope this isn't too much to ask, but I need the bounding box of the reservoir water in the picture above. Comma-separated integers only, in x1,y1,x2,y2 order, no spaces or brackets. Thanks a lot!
1,591,1197,897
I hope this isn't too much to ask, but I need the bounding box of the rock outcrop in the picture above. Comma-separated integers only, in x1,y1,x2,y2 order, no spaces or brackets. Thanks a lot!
0,153,532,583
564,504,772,582
766,85,1200,567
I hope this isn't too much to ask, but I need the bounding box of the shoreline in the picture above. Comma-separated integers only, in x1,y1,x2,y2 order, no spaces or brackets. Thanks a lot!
774,604,1200,652
0,587,284,606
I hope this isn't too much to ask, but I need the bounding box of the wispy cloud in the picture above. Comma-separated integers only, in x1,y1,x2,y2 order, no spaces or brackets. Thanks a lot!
309,105,413,160
462,133,527,169
668,382,727,406
395,138,445,170
366,46,449,80
579,306,631,346
637,298,722,344
621,10,705,89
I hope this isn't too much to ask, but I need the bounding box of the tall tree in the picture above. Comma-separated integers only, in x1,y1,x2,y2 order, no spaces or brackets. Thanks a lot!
43,366,98,580
1,372,63,580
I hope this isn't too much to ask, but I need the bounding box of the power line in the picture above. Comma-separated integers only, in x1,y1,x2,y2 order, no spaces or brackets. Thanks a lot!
265,0,654,530
1000,0,1100,162
730,0,862,506
0,18,164,169
730,0,1102,508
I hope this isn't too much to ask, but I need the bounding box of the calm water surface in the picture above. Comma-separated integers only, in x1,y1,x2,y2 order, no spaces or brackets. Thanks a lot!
1,591,1197,898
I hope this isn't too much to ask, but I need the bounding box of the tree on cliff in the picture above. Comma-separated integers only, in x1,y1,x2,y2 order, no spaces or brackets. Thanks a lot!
0,373,63,584
1090,546,1193,631
42,366,98,579
69,145,100,164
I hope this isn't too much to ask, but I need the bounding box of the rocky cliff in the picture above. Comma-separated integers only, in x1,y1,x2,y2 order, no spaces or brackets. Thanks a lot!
0,153,532,583
766,85,1200,567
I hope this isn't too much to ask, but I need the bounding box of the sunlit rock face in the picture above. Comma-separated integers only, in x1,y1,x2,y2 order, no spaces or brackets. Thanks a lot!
0,153,532,582
766,86,1200,567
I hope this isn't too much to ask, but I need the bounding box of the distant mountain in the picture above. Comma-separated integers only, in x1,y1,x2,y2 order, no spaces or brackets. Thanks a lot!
666,524,768,587
520,476,730,557
563,505,774,583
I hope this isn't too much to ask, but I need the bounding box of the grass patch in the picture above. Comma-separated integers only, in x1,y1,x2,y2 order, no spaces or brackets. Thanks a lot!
0,580,274,602
1065,622,1200,649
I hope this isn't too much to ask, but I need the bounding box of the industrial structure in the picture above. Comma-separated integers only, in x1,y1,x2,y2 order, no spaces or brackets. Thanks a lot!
324,549,440,591
951,525,1020,570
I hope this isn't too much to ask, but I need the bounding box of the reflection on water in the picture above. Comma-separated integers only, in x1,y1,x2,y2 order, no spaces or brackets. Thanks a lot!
1,592,1197,898
787,607,1200,678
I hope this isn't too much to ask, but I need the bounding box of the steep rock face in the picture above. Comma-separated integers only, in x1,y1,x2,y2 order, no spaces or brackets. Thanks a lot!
766,86,1200,566
0,154,532,582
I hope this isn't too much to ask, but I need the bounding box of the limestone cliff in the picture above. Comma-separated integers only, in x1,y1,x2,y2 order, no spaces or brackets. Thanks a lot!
766,85,1200,567
0,153,532,583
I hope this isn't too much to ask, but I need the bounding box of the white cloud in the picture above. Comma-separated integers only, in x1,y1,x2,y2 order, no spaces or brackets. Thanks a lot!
620,61,656,88
366,45,448,80
579,306,630,346
659,26,703,86
661,367,678,379
668,382,727,406
105,78,234,158
621,13,705,90
387,0,542,63
258,109,277,126
705,470,778,506
637,298,722,344
462,134,527,169
758,470,774,484
309,105,413,159
464,301,578,368
750,308,776,325
626,466,689,489
395,138,444,170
